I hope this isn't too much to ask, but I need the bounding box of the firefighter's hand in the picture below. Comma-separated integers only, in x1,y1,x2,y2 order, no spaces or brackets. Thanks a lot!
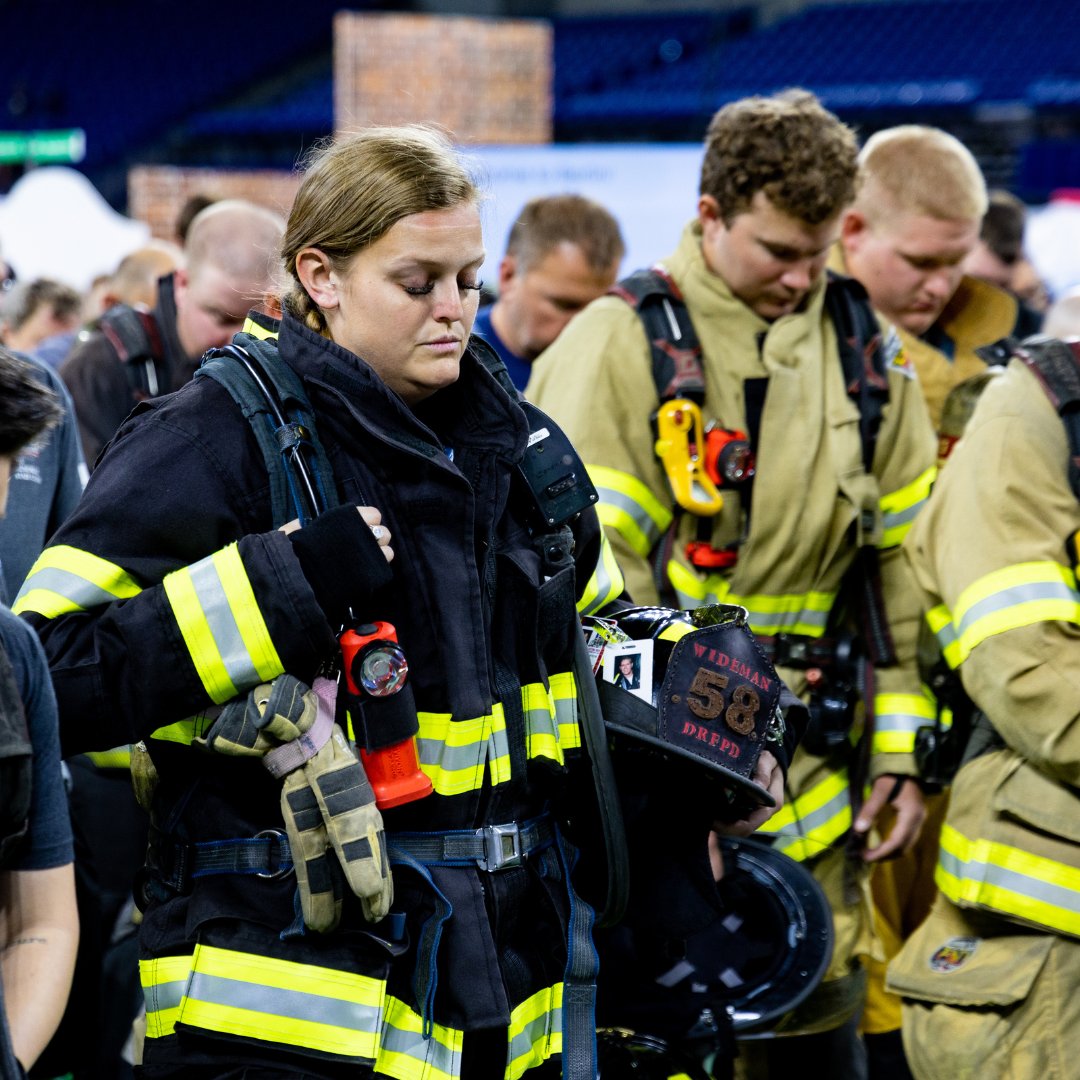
280,506,395,564
713,750,784,838
854,774,926,862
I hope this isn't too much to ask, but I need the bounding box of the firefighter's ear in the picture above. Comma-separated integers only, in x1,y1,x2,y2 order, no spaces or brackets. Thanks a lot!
295,248,340,311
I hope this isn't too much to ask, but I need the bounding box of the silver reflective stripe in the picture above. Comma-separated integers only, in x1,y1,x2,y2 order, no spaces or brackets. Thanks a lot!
957,579,1080,639
596,486,663,548
553,695,577,736
941,848,1080,914
744,605,830,636
18,566,123,610
875,713,932,735
767,788,850,855
187,555,264,689
509,1006,561,1070
416,737,485,774
186,971,380,1034
581,554,617,616
882,502,922,535
935,619,959,653
381,1017,458,1074
146,977,187,1015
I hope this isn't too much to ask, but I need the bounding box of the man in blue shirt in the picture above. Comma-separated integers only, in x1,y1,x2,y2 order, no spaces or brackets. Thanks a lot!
475,194,624,391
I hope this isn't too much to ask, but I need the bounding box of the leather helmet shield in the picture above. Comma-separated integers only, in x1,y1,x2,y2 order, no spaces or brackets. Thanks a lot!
599,619,780,809
659,622,781,794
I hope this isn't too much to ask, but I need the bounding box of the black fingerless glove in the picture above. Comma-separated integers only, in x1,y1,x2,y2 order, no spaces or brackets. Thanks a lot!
288,505,394,626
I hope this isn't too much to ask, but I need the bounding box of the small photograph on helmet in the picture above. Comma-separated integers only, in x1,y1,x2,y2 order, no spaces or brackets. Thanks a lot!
602,640,654,703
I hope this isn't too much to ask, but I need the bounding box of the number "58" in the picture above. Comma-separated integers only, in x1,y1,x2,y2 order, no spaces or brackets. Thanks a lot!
687,667,760,735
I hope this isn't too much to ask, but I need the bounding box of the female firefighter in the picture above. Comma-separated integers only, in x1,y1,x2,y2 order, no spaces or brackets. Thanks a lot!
15,126,625,1078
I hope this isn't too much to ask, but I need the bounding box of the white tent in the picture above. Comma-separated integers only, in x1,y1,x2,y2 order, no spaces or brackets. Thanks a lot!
0,166,149,293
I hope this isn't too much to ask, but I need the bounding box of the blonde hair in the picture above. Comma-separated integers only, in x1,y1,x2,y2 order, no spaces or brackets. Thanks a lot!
856,125,988,224
281,125,480,334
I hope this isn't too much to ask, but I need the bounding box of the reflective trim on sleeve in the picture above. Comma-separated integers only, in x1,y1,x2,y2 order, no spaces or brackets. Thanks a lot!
589,464,673,558
162,543,284,704
871,691,936,755
577,530,625,615
927,604,963,670
950,561,1080,665
12,544,142,617
755,768,851,863
85,745,133,770
507,983,563,1080
879,467,936,548
937,822,1080,937
668,561,834,638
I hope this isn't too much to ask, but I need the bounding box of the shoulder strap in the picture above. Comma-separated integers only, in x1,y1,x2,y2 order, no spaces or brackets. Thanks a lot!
99,304,167,399
1014,335,1080,498
468,333,522,400
610,268,706,405
195,334,339,528
824,273,891,472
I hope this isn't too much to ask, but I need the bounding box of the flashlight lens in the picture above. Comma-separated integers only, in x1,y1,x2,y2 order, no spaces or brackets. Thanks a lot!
357,642,409,697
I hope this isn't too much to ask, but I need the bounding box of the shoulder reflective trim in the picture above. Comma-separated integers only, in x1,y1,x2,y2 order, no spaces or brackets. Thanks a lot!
140,953,192,1039
508,983,563,1079
241,316,279,341
163,544,284,705
84,745,132,769
577,530,625,615
755,768,851,862
178,943,383,1058
668,562,834,638
376,994,462,1080
879,466,936,548
952,561,1080,663
589,464,673,558
524,673,582,766
937,822,1080,937
871,692,936,755
927,605,962,669
12,544,142,617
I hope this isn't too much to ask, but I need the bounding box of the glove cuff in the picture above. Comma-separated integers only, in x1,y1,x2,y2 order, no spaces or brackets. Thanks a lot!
289,505,394,625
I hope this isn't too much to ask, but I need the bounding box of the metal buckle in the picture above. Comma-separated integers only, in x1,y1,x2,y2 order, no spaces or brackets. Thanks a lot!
476,823,522,871
253,829,293,880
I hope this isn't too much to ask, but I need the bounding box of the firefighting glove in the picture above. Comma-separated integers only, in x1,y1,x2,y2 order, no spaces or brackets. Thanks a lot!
197,674,318,758
280,723,393,931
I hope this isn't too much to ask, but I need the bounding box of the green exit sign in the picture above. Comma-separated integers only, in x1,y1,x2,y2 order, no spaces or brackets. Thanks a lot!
0,129,86,164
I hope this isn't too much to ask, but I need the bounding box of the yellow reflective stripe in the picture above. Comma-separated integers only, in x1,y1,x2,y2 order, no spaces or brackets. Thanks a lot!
85,745,132,769
879,466,936,548
242,316,278,341
163,544,284,705
523,673,581,766
417,710,498,796
12,544,142,617
927,604,963,669
937,823,1080,936
871,692,936,754
589,464,673,558
756,768,851,862
150,713,216,746
179,944,383,1058
668,562,834,638
376,995,461,1080
658,620,695,642
508,983,563,1079
951,560,1080,663
140,953,192,1039
577,530,625,615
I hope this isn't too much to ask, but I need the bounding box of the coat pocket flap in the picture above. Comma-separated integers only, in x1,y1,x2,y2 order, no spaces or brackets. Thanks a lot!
993,762,1080,846
886,901,1053,1007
